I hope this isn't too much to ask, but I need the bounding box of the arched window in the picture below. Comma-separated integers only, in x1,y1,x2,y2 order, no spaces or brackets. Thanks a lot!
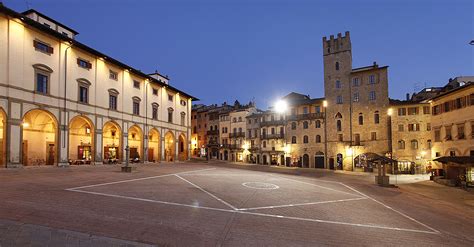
335,112,342,118
303,121,309,129
411,140,418,150
291,136,297,144
337,120,342,132
358,113,364,125
262,141,266,148
315,120,321,128
238,127,242,133
233,128,237,134
316,135,321,143
335,62,340,71
398,140,405,149
291,122,297,130
303,135,309,143
427,139,432,149
374,111,380,124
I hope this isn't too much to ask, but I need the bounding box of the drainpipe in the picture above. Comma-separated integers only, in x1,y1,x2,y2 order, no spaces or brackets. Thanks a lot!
63,42,73,149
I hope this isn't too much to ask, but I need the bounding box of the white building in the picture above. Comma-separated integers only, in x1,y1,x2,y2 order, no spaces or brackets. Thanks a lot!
0,4,197,167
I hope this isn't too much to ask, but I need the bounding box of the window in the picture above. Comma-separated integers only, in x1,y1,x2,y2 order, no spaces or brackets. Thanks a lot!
168,108,174,123
354,134,360,145
36,73,49,94
398,140,405,149
426,123,431,131
374,111,380,124
336,120,342,132
423,106,430,114
133,80,140,89
411,140,418,150
444,102,450,112
358,113,363,125
315,120,321,128
398,124,404,132
109,93,118,110
152,103,159,120
181,112,186,126
291,122,297,130
371,132,377,141
338,134,343,142
434,129,441,142
168,94,173,101
239,117,242,122
303,121,309,129
398,108,406,116
335,62,339,70
315,106,321,113
109,70,118,80
337,95,343,104
152,88,158,95
450,150,456,157
336,80,341,89
408,107,418,115
408,123,420,132
316,135,321,143
353,92,359,102
369,91,376,101
445,126,452,140
132,97,141,115
280,127,284,135
352,77,359,87
77,58,92,69
79,85,88,103
368,75,375,84
427,140,432,149
263,141,267,148
291,136,297,144
180,100,187,106
33,40,53,54
457,124,465,139
303,135,309,143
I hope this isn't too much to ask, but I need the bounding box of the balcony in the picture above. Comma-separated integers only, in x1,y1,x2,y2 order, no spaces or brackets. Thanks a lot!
206,129,219,135
229,132,245,138
260,120,286,127
249,145,260,151
261,134,285,140
207,140,220,146
287,113,325,121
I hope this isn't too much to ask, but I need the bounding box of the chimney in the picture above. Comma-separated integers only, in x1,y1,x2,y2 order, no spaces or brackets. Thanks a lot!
406,93,410,101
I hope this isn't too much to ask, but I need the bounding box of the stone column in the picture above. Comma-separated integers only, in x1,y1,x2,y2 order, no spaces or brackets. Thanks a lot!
6,118,21,168
161,136,165,161
175,138,179,162
144,129,149,163
58,123,69,167
95,129,103,165
123,131,128,163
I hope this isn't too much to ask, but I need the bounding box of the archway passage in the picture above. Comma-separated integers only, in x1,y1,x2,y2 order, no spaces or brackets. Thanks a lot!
148,128,160,163
164,131,175,161
315,151,325,169
178,134,188,161
0,108,6,167
128,125,143,162
103,121,121,163
303,154,310,168
22,109,58,166
69,116,94,164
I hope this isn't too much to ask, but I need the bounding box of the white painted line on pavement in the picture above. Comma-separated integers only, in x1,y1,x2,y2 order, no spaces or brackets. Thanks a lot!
237,197,368,211
340,183,440,234
175,174,239,210
65,168,216,190
269,174,363,197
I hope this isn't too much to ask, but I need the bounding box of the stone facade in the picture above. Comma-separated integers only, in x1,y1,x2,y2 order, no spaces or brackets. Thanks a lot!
0,6,194,167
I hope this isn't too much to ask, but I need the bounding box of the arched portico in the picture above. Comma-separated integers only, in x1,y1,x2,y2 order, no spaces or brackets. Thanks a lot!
103,121,122,163
178,133,188,161
164,131,175,161
128,125,143,162
69,115,94,164
22,109,58,166
148,128,160,162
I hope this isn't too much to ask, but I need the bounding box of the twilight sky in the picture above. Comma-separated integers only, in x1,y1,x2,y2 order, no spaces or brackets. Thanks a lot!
5,0,473,109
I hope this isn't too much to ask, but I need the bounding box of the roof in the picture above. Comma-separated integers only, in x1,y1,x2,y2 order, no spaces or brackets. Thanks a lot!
0,3,198,101
433,156,474,165
281,92,324,106
354,152,397,164
430,82,474,101
22,9,79,35
389,98,429,106
351,63,389,74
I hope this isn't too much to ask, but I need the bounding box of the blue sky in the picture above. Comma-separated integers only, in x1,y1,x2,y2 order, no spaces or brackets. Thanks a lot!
5,0,473,108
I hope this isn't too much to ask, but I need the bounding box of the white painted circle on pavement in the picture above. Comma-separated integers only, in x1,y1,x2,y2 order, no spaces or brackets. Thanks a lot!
242,182,279,190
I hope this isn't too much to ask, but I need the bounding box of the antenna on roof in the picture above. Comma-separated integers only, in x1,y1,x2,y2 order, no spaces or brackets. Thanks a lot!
25,0,31,9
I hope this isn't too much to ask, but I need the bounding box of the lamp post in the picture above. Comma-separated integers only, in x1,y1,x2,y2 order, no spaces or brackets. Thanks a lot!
323,100,328,169
274,100,288,166
387,108,395,185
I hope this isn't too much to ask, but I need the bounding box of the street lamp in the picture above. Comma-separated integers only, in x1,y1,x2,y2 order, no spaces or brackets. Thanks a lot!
323,100,328,169
274,100,288,114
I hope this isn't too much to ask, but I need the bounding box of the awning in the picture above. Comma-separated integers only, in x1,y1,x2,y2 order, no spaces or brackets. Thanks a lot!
433,156,474,166
354,152,397,164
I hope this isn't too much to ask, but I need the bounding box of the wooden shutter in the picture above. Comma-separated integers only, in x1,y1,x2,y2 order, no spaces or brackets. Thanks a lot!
47,46,54,54
33,40,38,48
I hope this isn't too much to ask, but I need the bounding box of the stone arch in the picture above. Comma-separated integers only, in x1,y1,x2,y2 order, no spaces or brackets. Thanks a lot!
178,133,188,161
32,63,53,73
22,109,58,166
148,128,161,162
128,124,143,162
0,107,6,167
103,121,122,163
68,115,94,163
164,131,175,161
444,147,461,157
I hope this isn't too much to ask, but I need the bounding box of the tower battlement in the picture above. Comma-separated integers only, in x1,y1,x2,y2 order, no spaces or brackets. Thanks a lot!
323,31,351,55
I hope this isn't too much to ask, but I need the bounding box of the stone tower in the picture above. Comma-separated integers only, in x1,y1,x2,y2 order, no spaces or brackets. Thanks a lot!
323,31,390,170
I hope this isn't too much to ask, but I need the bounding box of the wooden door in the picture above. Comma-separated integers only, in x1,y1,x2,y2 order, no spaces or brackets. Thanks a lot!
148,148,154,162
